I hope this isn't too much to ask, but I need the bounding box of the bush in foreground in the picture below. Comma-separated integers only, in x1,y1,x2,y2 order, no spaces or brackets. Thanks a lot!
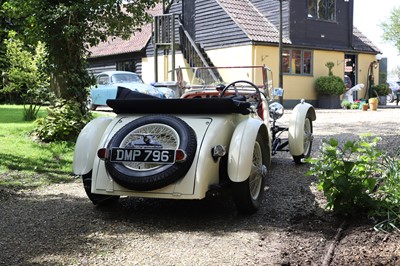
307,135,400,232
34,99,92,142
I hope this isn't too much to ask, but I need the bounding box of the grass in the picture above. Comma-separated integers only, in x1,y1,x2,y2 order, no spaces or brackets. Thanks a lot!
0,105,76,190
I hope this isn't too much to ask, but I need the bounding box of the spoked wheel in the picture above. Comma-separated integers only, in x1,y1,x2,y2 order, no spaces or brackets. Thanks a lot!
232,134,268,215
293,113,313,164
82,171,120,205
387,93,395,103
104,115,197,191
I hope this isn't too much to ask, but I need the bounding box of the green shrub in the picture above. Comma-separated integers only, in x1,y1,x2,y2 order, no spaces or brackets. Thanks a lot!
371,84,391,96
306,136,383,215
373,155,400,232
315,75,346,96
34,99,92,142
350,103,359,109
341,99,351,109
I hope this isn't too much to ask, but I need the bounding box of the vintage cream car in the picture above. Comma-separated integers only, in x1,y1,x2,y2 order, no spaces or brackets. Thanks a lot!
73,66,316,214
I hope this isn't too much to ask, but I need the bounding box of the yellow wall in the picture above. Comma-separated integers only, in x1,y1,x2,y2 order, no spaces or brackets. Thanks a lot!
357,53,381,98
142,54,188,83
141,46,380,102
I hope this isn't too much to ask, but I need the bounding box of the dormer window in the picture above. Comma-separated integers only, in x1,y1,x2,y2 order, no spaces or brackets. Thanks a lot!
308,0,336,21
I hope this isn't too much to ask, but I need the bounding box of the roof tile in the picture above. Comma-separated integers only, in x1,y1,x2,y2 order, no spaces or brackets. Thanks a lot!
89,3,163,58
217,0,291,44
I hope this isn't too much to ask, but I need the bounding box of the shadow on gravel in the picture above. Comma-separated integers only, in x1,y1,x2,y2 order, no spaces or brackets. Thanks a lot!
0,155,333,266
1,121,399,265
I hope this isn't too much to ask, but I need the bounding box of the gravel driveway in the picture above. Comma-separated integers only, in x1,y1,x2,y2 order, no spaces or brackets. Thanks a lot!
1,107,400,265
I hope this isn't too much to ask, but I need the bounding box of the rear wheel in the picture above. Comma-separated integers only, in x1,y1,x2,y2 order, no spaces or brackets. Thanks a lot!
293,113,313,164
82,171,119,205
105,115,197,191
232,133,267,215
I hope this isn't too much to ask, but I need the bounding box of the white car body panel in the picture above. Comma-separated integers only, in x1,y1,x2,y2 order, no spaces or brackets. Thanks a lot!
73,116,112,175
288,101,316,156
228,118,266,182
88,114,261,200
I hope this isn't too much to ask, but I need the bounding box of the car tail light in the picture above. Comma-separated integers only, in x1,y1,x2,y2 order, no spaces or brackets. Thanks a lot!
175,149,187,162
97,148,108,160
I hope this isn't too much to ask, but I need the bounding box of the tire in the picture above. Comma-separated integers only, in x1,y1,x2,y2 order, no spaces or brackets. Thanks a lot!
293,112,313,164
82,171,120,205
87,97,97,111
387,93,395,103
105,115,197,191
232,133,268,215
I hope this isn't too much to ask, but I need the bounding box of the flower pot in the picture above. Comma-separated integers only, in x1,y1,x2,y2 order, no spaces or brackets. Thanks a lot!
378,96,387,106
318,95,341,109
362,104,368,111
368,98,378,111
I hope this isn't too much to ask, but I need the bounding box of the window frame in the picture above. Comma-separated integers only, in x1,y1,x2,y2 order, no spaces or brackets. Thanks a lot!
282,49,313,76
307,0,336,21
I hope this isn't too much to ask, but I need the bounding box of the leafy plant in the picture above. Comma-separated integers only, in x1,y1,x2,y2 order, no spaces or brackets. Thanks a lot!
34,99,92,142
306,136,383,215
373,155,400,233
371,84,391,96
315,75,346,96
350,102,359,109
325,62,335,76
341,99,351,109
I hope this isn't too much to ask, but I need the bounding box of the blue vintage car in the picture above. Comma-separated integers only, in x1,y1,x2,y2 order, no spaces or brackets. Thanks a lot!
88,71,175,110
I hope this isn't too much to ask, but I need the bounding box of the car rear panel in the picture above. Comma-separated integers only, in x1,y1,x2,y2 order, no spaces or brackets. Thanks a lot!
91,115,236,199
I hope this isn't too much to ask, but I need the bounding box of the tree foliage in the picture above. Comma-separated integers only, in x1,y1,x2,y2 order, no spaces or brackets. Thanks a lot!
2,0,160,141
380,7,400,56
4,0,159,112
3,31,51,119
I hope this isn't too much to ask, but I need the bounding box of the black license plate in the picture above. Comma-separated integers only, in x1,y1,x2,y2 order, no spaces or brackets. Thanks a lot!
110,148,175,164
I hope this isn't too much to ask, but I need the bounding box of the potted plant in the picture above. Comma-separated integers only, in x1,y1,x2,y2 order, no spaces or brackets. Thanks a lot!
371,84,390,105
350,102,359,109
368,97,378,111
341,99,351,109
315,62,346,109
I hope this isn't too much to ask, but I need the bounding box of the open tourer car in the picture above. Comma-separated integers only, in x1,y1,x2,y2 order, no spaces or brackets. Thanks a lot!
74,66,316,214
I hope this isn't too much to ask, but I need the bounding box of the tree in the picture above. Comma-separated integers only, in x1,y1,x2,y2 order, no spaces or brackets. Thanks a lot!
0,0,13,94
3,0,160,141
380,7,400,57
4,0,160,113
3,31,50,119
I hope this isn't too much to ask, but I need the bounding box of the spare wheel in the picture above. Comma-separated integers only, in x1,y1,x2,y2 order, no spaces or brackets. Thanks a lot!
105,115,197,191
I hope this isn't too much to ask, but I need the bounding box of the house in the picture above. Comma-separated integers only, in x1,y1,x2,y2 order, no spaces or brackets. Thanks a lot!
88,0,381,107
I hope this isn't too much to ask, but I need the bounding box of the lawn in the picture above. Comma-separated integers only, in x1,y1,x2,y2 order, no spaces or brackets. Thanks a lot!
0,105,76,190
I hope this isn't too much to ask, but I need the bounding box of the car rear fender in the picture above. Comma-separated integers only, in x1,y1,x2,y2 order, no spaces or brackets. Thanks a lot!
73,116,112,175
228,118,266,183
288,101,316,156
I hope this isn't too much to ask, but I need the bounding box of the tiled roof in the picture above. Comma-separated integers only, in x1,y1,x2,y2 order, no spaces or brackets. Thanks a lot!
89,3,163,58
217,0,291,44
89,1,379,57
352,27,381,53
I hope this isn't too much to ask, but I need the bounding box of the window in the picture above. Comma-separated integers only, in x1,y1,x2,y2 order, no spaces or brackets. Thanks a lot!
117,60,137,72
282,49,313,75
97,74,110,85
308,0,336,21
